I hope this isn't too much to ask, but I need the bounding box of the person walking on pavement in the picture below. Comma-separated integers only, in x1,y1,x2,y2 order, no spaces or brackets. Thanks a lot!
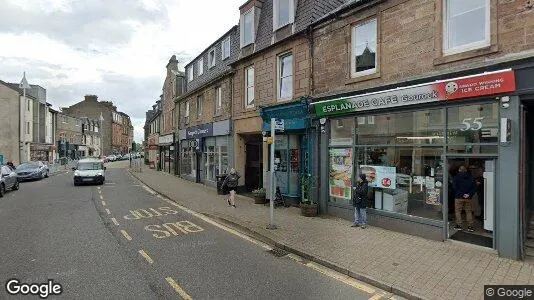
223,168,240,207
351,173,369,228
452,165,477,232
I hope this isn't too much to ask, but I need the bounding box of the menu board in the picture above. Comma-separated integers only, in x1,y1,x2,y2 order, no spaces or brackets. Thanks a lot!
329,149,352,199
360,165,397,189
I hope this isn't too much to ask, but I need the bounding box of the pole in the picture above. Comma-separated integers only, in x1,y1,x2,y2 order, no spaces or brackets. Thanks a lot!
267,117,277,229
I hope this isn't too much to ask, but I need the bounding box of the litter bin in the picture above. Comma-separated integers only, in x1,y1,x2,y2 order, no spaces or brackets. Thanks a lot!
216,174,227,195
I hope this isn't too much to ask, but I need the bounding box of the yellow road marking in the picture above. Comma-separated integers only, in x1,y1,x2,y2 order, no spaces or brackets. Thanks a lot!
105,209,111,215
111,218,119,226
165,277,192,300
120,230,132,241
305,261,376,294
138,250,154,264
102,201,106,206
369,292,390,300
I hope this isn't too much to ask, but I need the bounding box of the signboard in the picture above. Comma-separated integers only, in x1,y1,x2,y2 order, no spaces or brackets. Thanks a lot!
313,70,516,117
274,119,284,131
158,134,174,145
360,165,397,189
186,123,213,139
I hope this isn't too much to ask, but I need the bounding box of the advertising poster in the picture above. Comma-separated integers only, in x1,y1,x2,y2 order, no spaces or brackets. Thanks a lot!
426,188,441,206
360,165,397,189
329,149,352,199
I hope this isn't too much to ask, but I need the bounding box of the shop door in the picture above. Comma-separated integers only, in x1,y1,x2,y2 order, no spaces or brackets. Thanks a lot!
245,143,261,191
447,157,495,248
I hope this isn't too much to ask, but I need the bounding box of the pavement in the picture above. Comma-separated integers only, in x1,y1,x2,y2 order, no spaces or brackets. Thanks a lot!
128,162,534,300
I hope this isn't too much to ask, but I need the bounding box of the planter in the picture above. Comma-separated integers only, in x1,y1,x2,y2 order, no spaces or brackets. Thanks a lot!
254,196,267,204
300,203,318,217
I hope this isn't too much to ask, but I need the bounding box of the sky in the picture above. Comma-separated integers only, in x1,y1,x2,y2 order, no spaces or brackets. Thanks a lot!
0,0,244,142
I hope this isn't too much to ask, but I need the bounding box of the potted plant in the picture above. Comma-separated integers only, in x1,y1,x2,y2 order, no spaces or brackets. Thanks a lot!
252,187,267,204
300,173,317,217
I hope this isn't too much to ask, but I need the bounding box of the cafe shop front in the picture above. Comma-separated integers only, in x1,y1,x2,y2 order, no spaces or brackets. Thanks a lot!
311,69,522,258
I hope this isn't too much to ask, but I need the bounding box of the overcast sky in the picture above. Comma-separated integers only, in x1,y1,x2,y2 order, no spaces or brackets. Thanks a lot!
0,0,244,142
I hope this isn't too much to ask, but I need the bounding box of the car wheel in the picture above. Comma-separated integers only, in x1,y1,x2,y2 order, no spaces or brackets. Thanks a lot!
45,171,49,178
0,184,5,197
74,181,78,186
12,181,19,191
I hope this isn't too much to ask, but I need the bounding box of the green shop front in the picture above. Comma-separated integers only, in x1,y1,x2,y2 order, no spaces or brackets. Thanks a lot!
259,100,312,204
311,69,522,257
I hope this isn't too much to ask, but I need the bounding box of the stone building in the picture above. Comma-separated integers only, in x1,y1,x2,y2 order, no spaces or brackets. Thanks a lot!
0,80,21,165
81,118,101,157
55,112,83,160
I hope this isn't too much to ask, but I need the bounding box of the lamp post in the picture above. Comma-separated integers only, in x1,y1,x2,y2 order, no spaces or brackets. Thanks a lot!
20,72,30,163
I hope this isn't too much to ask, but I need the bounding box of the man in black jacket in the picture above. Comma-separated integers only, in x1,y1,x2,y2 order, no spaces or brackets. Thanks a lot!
452,165,477,232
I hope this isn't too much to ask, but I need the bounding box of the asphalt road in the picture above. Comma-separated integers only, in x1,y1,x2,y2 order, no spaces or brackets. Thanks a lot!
0,164,387,299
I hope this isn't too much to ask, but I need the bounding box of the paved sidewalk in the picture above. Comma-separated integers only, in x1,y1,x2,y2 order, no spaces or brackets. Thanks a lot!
129,165,534,300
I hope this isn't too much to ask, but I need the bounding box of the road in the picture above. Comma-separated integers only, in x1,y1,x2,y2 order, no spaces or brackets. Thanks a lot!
0,163,391,299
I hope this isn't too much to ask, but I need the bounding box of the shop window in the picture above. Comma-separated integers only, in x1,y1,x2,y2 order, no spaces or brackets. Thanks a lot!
277,52,293,100
351,18,378,77
443,0,490,55
204,137,229,182
272,135,299,196
446,102,498,146
328,148,353,206
330,117,354,146
180,142,195,177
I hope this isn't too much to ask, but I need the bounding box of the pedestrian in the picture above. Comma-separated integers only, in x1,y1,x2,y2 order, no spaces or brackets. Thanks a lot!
351,173,369,228
6,161,15,171
452,165,477,232
222,168,240,207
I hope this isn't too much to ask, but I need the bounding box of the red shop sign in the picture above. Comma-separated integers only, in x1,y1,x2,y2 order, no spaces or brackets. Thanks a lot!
436,70,516,101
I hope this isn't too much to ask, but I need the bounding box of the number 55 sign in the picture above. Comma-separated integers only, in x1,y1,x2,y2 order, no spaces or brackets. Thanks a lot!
460,117,484,131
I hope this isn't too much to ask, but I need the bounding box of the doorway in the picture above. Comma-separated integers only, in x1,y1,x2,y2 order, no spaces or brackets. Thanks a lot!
244,134,263,191
447,157,495,248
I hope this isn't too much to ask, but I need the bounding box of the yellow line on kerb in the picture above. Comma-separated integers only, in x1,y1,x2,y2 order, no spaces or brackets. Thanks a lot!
165,277,192,300
111,218,119,226
138,250,154,264
120,230,132,241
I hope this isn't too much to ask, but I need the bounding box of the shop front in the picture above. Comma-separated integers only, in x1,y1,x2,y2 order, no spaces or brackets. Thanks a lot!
180,120,232,186
147,135,159,169
312,69,521,258
30,143,54,162
260,100,311,204
159,133,175,174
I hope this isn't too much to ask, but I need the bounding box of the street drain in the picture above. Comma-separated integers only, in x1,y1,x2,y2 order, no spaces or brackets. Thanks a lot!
268,248,288,257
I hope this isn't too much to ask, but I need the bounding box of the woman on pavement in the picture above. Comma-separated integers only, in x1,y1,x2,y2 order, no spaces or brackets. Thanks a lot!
222,168,240,207
351,173,369,228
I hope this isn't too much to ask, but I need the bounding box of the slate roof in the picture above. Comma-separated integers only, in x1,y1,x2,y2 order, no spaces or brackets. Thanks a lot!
312,0,373,26
1,81,38,100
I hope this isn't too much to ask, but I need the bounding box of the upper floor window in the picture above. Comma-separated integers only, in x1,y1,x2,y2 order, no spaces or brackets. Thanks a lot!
188,67,193,82
241,9,254,47
185,101,190,118
208,49,216,68
444,0,490,55
215,86,222,115
222,36,231,60
277,53,293,100
351,18,377,77
198,58,204,75
245,66,255,108
27,99,31,111
196,95,203,118
273,0,294,30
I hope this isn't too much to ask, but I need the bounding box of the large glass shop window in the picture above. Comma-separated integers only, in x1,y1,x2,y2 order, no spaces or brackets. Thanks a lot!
180,141,195,177
204,136,229,182
274,135,289,194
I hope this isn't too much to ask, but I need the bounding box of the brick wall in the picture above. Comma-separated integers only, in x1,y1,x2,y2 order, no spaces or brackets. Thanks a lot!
312,0,534,97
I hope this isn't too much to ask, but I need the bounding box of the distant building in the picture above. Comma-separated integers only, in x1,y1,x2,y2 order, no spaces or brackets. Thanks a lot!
55,112,83,160
0,80,21,165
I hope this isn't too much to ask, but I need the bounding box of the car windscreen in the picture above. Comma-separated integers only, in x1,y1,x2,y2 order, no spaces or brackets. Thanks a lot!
17,163,39,171
77,162,103,171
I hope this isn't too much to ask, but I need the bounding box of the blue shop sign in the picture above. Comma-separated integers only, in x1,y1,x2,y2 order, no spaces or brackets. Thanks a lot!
186,123,213,139
260,100,309,132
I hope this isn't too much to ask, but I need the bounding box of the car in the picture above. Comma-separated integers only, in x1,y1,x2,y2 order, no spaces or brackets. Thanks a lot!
0,165,19,197
105,155,116,162
15,161,49,181
73,158,106,186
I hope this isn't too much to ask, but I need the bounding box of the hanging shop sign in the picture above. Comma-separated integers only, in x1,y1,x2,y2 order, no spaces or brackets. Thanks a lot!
186,123,213,139
313,69,516,117
360,165,397,189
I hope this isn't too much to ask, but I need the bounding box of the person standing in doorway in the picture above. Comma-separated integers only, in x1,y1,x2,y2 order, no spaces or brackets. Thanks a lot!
351,173,369,228
452,165,477,232
223,168,240,207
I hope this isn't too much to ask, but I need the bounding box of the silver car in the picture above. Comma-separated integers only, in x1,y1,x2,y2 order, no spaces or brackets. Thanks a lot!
0,165,19,197
15,161,49,181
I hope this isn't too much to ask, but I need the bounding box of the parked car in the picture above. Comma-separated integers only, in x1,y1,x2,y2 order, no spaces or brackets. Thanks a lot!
105,155,116,162
0,165,19,197
15,161,49,181
72,158,106,186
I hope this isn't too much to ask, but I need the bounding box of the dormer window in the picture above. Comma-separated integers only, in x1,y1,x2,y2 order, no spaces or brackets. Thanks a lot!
198,58,204,75
188,67,193,82
208,49,216,68
273,0,294,30
240,8,254,47
221,36,231,60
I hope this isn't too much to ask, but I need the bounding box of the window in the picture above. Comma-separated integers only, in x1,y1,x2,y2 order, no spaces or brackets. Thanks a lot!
196,95,203,118
245,66,255,107
351,18,378,77
215,86,222,115
27,99,31,111
444,0,490,55
277,53,293,100
208,49,216,68
221,36,231,60
273,0,294,30
198,58,204,75
185,101,190,118
188,67,193,82
241,9,254,47
26,122,30,134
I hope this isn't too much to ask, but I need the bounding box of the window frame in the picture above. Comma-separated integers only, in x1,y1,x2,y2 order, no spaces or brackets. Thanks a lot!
245,65,255,108
208,49,216,69
350,18,378,78
443,0,491,56
273,0,295,31
277,52,293,101
215,86,222,115
240,8,255,48
221,36,231,60
196,95,203,119
198,58,204,76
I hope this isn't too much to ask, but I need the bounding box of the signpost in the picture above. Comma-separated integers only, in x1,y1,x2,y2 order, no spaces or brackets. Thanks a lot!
267,118,284,230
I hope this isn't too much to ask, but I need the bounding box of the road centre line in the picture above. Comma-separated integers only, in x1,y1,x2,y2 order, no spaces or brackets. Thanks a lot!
120,230,132,241
165,277,192,300
138,250,154,264
111,218,119,226
105,209,111,215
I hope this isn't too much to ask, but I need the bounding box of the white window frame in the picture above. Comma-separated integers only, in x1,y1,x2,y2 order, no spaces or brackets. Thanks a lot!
245,66,255,108
188,67,193,82
184,101,190,124
221,36,231,60
351,18,378,78
240,8,255,48
443,0,490,56
208,49,216,69
273,0,295,31
215,86,222,114
277,52,293,101
198,58,204,76
196,95,203,118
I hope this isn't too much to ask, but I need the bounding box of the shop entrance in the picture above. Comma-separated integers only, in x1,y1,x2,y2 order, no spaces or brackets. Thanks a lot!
244,134,263,191
446,157,495,248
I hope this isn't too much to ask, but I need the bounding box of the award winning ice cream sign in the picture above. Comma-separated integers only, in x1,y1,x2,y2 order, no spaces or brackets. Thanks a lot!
313,70,516,117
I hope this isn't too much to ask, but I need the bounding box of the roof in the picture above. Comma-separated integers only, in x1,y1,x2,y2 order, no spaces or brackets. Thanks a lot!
1,81,38,100
185,26,239,68
312,0,373,27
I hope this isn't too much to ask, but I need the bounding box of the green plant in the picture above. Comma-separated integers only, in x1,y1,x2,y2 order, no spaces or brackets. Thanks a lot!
300,173,313,204
252,187,266,197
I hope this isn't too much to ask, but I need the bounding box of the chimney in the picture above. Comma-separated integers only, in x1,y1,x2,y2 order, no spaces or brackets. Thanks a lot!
85,95,98,102
167,55,178,71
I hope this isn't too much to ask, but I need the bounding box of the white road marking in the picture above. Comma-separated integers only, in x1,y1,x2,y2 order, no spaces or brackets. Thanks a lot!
165,277,192,300
111,218,119,226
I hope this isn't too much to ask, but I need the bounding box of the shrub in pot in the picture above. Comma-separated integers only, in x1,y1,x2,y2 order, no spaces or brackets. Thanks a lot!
300,174,318,217
252,188,267,204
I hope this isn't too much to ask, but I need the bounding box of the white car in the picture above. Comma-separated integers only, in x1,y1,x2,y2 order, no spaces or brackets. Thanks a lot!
106,155,116,162
73,158,106,186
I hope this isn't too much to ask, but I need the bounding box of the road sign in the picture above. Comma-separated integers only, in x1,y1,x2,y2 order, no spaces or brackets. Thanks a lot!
274,119,284,131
